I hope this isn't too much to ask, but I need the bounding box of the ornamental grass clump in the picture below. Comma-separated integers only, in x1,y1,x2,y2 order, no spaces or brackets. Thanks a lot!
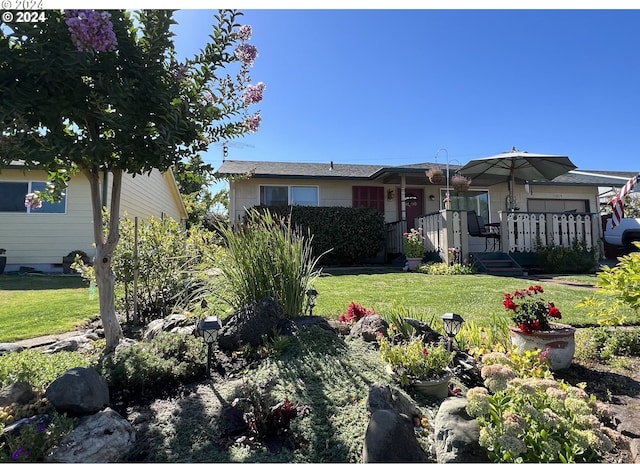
503,285,562,334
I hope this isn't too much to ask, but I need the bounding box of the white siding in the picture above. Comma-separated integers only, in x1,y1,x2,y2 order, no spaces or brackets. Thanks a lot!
0,170,94,269
1,168,187,271
118,170,187,222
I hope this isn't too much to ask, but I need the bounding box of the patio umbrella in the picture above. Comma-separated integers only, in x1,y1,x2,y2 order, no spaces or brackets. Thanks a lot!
458,149,577,210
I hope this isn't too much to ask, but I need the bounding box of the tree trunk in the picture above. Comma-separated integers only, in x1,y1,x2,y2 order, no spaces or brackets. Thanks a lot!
84,166,124,352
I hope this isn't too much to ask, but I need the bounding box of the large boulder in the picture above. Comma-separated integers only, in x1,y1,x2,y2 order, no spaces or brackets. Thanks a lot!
434,397,488,463
218,298,285,351
350,314,388,342
363,383,429,462
47,407,135,462
362,409,429,462
45,367,109,415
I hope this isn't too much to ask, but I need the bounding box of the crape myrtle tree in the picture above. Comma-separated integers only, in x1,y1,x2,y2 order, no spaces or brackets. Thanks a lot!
0,9,264,351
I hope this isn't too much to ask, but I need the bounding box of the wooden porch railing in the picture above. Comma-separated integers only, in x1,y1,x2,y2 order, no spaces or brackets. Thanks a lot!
498,211,601,253
387,210,602,263
386,220,407,254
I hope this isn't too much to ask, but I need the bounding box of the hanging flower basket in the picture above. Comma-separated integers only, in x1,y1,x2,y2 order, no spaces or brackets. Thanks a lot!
426,168,444,184
451,174,471,192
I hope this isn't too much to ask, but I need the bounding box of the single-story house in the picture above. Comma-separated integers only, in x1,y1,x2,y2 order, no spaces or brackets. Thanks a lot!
217,157,636,269
0,166,188,273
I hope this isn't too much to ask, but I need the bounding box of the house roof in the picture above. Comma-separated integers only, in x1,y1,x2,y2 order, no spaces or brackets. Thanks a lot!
216,159,637,188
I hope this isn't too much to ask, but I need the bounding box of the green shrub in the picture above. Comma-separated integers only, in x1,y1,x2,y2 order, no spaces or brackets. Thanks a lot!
416,262,474,275
1,412,75,462
0,350,94,390
535,238,598,274
98,332,206,395
575,327,640,363
217,209,325,318
253,205,385,265
112,214,220,323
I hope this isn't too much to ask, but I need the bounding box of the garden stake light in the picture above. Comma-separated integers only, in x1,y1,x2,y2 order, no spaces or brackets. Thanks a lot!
198,316,222,377
306,288,318,316
441,312,464,351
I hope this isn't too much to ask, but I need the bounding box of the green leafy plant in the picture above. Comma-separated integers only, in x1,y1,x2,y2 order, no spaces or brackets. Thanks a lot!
379,336,453,386
0,350,94,390
503,285,563,333
98,332,206,396
0,412,75,462
379,300,423,339
416,262,474,275
466,377,613,462
579,243,640,325
535,238,599,274
403,227,425,258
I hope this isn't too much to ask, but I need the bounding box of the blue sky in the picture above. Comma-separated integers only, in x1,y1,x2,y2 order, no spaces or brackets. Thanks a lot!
172,9,640,181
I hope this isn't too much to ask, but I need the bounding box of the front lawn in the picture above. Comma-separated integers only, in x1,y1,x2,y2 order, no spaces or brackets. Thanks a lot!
313,271,619,328
0,275,99,343
0,270,624,344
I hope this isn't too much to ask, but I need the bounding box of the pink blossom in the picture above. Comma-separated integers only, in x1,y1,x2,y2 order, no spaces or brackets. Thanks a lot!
65,10,118,53
25,192,42,209
243,82,265,104
237,24,252,41
245,113,262,132
235,43,258,66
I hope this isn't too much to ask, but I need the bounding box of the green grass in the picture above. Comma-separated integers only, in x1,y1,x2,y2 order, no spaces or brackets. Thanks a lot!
0,271,627,344
312,272,626,328
0,275,99,343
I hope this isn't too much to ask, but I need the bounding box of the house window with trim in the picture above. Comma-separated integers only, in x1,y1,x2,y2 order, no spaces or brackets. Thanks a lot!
260,185,319,206
352,186,384,213
0,181,67,213
441,189,490,222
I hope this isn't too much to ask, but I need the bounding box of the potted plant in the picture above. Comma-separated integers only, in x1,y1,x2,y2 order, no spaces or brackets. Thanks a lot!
0,248,6,275
62,250,89,274
503,285,575,370
403,227,424,270
426,167,444,184
380,336,454,398
451,173,471,192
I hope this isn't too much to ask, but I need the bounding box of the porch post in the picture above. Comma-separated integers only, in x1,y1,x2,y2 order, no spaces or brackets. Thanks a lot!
400,175,407,231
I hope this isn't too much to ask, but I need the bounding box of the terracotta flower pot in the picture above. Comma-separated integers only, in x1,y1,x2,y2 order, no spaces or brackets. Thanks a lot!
509,323,576,370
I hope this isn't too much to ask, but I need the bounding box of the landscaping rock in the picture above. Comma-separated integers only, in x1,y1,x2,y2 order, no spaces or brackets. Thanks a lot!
42,334,100,354
143,314,189,341
367,383,422,420
277,315,336,336
350,314,388,342
0,381,34,407
218,297,285,351
434,397,488,463
362,409,429,462
47,407,135,462
45,367,109,415
0,343,23,355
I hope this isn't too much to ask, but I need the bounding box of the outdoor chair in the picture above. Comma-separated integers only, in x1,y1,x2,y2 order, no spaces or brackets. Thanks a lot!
467,211,500,251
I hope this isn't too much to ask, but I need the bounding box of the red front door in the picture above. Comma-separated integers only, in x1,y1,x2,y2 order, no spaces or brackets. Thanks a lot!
397,188,424,229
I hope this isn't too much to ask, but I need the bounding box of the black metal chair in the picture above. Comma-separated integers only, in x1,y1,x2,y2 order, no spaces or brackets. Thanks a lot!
467,211,500,251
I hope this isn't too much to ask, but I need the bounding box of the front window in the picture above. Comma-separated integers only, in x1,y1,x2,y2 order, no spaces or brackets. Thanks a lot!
0,181,67,213
260,185,319,206
441,189,490,222
352,186,384,213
